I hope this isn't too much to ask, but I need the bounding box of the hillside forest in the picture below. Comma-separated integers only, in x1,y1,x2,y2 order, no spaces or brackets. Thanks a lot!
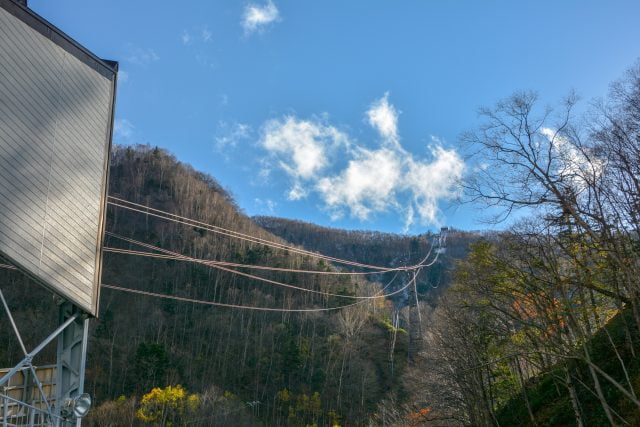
0,142,477,426
0,61,639,426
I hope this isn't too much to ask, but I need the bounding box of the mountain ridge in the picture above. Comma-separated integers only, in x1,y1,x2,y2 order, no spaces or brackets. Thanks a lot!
1,144,459,426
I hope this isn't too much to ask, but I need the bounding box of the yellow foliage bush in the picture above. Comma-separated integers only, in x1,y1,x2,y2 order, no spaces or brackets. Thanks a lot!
135,385,200,425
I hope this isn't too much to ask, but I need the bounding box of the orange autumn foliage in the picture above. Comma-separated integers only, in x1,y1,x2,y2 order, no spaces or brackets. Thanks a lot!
406,407,433,425
512,294,566,336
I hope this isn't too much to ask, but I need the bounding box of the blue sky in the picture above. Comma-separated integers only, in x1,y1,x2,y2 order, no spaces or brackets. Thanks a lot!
30,0,640,233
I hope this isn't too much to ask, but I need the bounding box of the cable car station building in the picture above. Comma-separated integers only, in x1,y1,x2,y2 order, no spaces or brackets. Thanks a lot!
0,0,117,424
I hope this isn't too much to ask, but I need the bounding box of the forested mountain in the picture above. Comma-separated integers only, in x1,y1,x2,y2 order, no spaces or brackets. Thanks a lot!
2,59,636,427
0,145,467,426
253,216,475,259
253,217,481,308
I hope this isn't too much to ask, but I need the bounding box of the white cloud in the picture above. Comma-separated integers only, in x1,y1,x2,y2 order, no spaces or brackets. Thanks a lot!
540,128,556,141
256,163,272,185
179,27,217,68
114,118,135,141
287,183,307,201
242,1,280,35
118,70,129,83
316,145,463,225
214,122,251,153
254,198,277,214
219,94,229,108
540,127,603,188
182,27,212,45
124,44,159,65
195,52,217,69
201,28,213,42
403,206,415,233
317,148,402,220
367,93,400,146
181,30,192,45
261,116,349,183
403,146,464,226
259,94,466,228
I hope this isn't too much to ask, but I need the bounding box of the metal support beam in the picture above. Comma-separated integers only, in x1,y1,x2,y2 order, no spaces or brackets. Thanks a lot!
0,287,80,426
55,302,89,425
0,286,91,425
0,314,79,389
0,288,27,354
0,289,55,418
75,318,89,427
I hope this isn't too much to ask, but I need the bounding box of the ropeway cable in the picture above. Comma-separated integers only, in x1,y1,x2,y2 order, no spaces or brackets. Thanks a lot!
107,196,440,272
100,284,363,312
109,196,383,269
104,229,440,300
0,258,422,312
108,198,423,272
101,268,419,313
0,262,369,311
108,198,387,270
103,230,438,277
104,232,441,300
106,233,377,300
103,247,391,275
105,232,441,293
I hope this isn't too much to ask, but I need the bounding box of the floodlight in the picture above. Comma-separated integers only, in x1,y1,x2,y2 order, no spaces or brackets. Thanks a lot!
61,393,92,419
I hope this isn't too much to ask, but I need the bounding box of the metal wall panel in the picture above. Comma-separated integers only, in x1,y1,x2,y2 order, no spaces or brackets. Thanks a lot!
0,4,115,315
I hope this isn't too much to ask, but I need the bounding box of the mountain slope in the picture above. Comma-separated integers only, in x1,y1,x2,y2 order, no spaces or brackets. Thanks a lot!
1,145,414,426
254,216,480,301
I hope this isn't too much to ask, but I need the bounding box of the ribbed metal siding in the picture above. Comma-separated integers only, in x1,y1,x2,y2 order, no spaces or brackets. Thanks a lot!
0,7,113,315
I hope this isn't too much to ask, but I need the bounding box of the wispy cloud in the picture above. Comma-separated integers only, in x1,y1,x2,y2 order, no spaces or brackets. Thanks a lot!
179,26,217,68
181,30,192,45
215,121,251,152
114,118,135,142
118,70,129,83
201,28,213,43
540,127,603,189
366,93,400,146
182,27,213,45
124,44,159,65
259,94,465,228
242,0,280,35
254,198,277,214
219,94,229,108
